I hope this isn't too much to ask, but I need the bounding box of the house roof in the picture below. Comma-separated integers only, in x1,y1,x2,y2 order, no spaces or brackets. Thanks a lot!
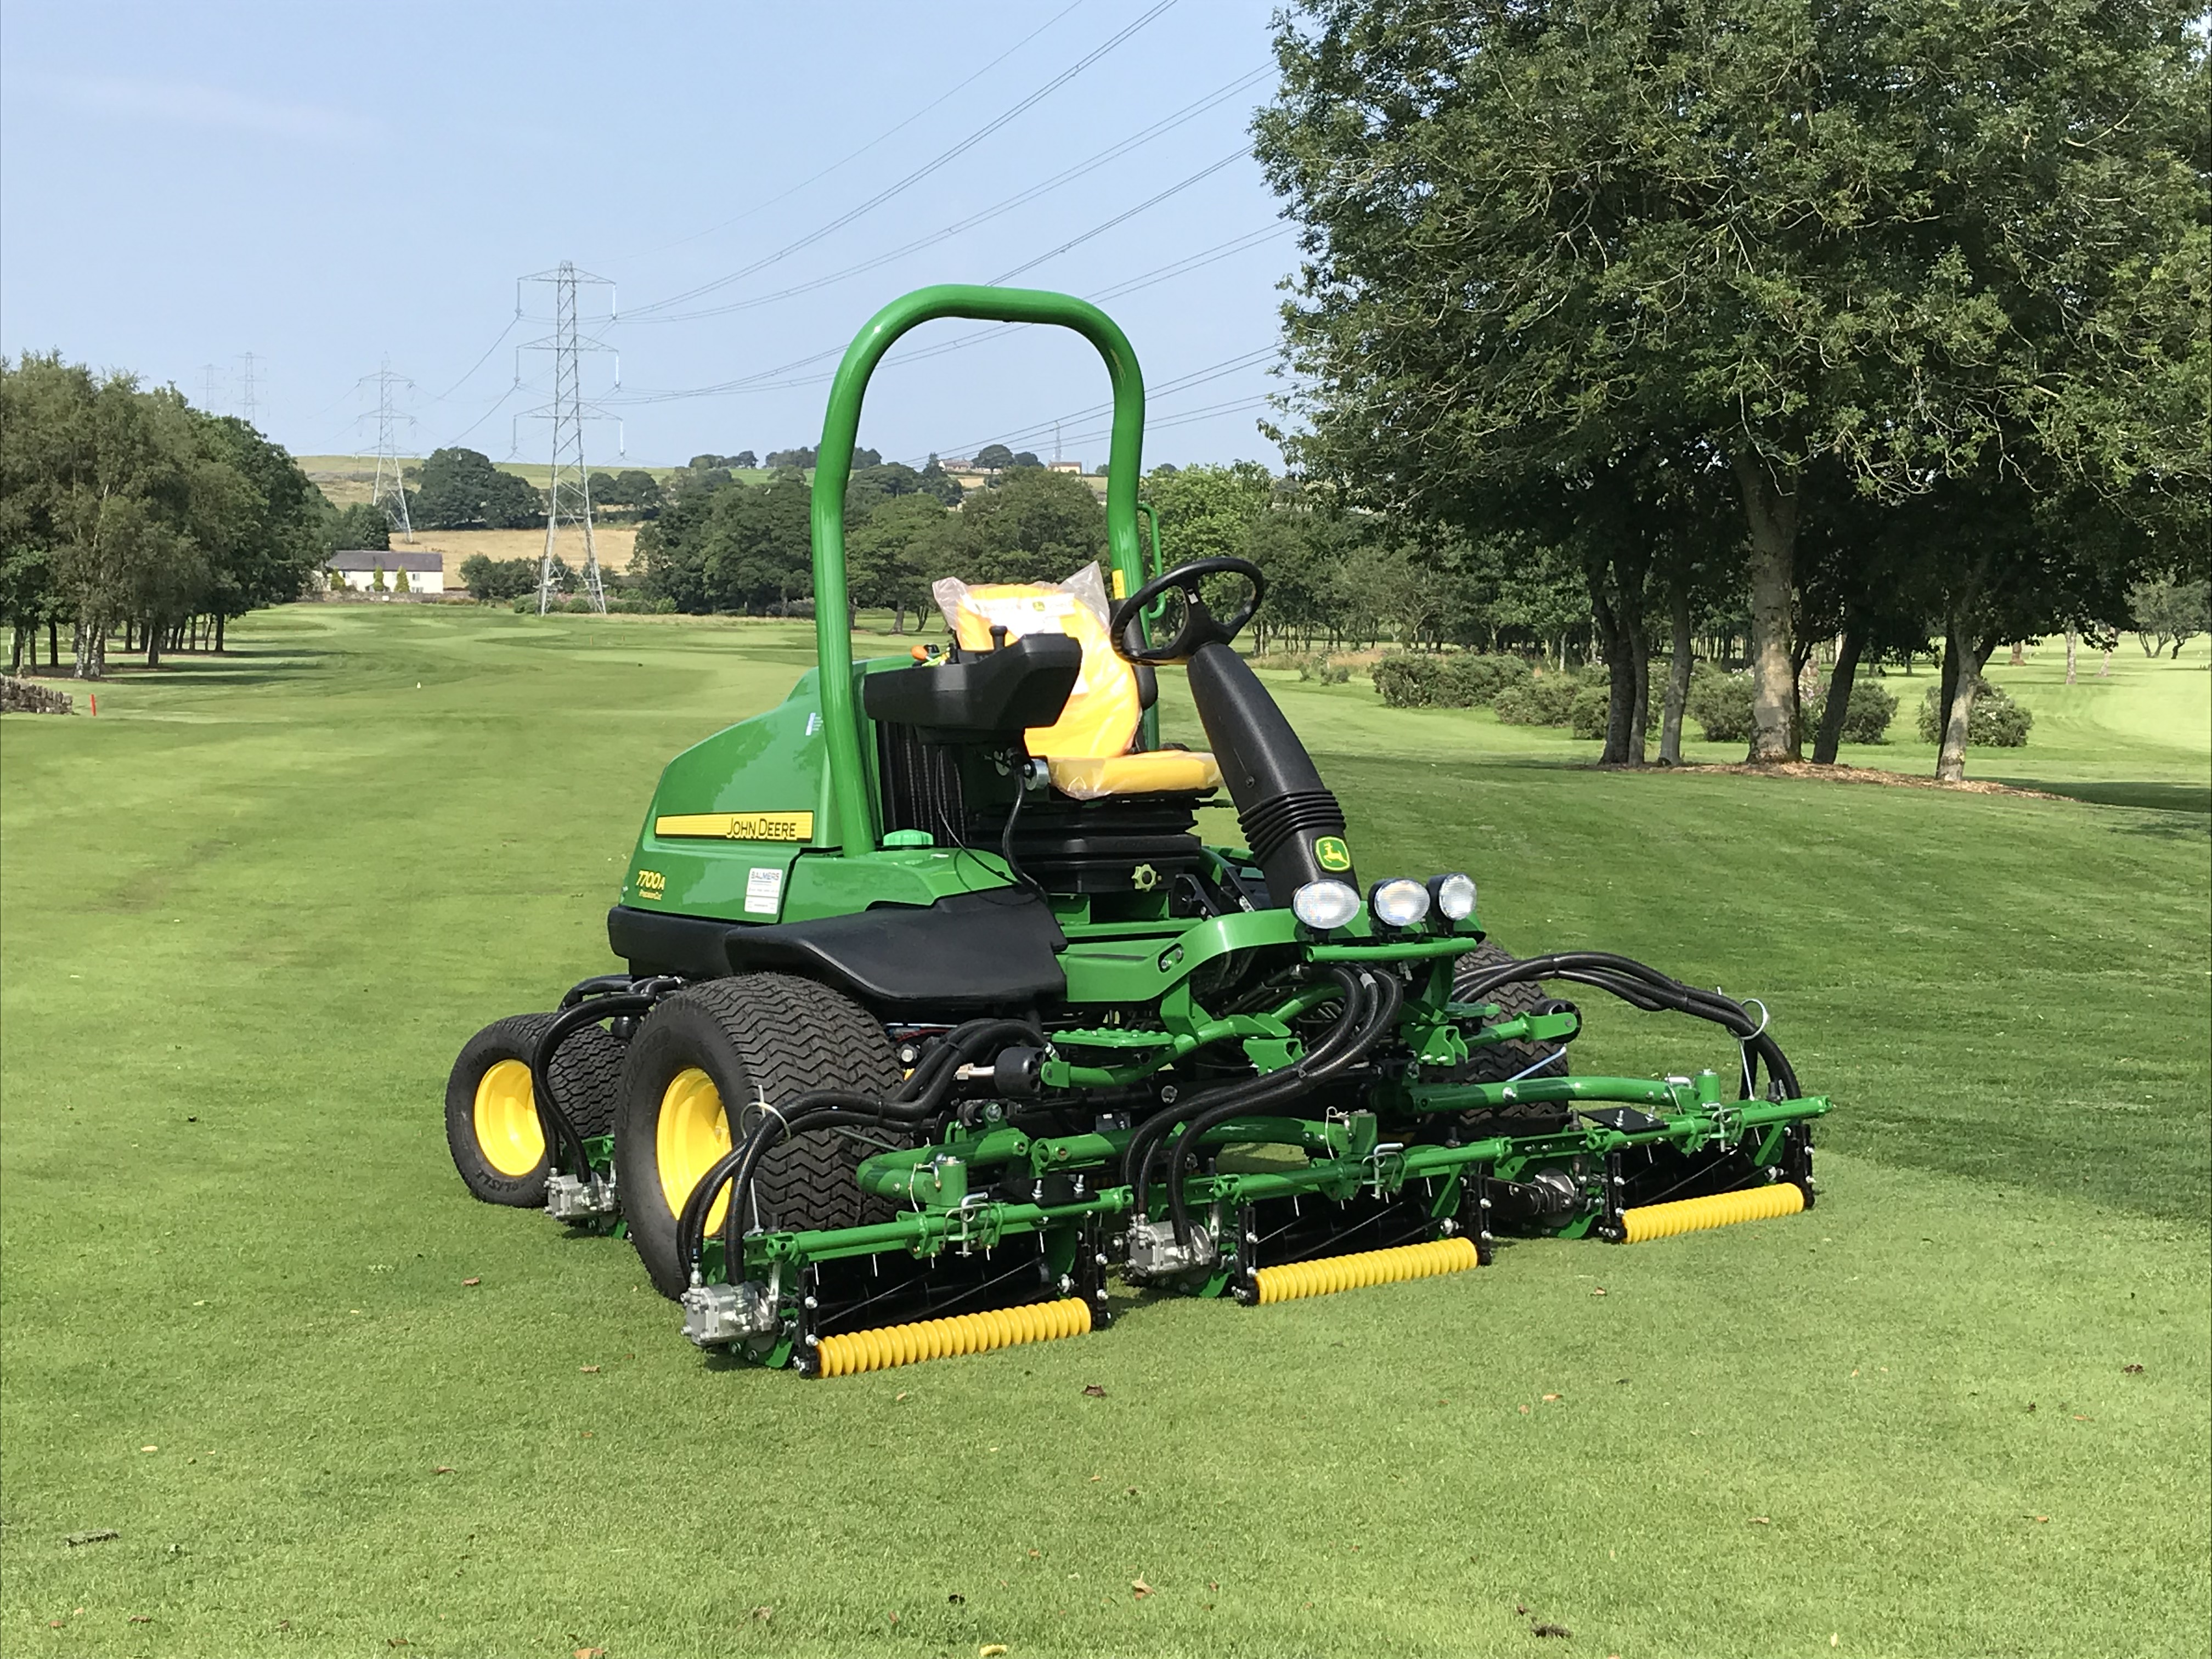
326,550,443,573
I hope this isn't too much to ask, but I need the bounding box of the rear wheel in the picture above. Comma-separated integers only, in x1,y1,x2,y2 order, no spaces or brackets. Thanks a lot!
613,974,902,1298
444,1013,625,1207
1448,941,1572,1133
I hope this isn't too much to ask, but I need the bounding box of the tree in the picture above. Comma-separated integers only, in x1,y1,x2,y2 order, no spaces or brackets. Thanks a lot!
764,445,820,470
847,462,923,525
192,414,328,649
730,450,758,471
1255,0,2210,766
413,447,544,529
326,501,388,552
917,455,964,506
2129,575,2212,659
849,494,961,631
973,443,1015,472
700,468,813,612
1143,461,1274,568
958,467,1105,584
1009,450,1042,469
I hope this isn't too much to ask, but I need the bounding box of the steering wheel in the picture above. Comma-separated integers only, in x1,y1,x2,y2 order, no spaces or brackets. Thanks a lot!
1109,556,1266,665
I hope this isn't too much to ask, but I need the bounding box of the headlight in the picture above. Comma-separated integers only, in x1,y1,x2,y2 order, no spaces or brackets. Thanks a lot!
1291,879,1361,932
1368,876,1431,929
1429,871,1477,922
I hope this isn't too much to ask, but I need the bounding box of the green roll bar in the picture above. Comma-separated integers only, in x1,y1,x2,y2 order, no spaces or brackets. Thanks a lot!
811,284,1149,856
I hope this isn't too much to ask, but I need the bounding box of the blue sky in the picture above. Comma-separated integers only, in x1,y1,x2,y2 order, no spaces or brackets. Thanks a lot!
1,1,1295,471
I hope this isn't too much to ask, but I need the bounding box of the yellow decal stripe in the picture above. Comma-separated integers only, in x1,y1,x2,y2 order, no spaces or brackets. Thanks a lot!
654,811,815,842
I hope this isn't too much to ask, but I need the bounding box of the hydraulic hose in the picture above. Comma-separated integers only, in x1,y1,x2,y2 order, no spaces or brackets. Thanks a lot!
1163,966,1404,1246
676,1017,1043,1280
1453,951,1801,1099
531,991,661,1180
1119,967,1366,1212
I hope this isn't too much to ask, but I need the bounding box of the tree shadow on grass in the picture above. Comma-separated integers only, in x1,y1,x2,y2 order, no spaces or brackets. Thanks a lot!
83,649,337,691
1993,778,2211,814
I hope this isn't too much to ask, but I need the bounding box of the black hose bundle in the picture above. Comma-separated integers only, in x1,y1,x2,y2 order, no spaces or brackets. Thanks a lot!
1451,950,1801,1101
675,1016,1043,1282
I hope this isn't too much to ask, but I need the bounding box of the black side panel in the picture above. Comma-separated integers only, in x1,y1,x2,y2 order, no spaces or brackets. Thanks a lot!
606,889,1067,1013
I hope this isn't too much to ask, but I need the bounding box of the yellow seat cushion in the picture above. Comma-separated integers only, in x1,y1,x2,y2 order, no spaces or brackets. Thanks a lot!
1047,751,1222,800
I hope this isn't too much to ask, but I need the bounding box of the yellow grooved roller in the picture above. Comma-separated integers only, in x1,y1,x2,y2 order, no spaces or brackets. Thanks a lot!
1251,1234,1479,1306
814,1296,1093,1378
1620,1183,1805,1244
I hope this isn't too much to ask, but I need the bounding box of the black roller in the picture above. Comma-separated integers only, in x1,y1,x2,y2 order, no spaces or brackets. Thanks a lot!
1185,640,1354,901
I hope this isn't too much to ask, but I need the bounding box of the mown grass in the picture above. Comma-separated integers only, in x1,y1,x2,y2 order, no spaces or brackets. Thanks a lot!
3,608,2206,1658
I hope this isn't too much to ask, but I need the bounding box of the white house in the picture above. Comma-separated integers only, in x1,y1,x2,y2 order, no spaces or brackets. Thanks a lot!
324,549,445,596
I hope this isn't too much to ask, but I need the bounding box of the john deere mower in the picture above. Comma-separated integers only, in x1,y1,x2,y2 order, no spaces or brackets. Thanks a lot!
444,285,1830,1377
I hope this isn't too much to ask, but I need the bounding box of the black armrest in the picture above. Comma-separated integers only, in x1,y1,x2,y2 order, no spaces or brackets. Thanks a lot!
863,634,1082,740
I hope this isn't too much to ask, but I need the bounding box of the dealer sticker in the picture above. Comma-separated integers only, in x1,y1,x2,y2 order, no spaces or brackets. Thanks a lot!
744,866,785,916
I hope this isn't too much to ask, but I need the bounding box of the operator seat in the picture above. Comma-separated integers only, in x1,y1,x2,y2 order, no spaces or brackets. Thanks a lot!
938,577,1223,799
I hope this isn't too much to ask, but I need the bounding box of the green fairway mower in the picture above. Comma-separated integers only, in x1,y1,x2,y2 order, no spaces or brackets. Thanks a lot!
444,284,1832,1377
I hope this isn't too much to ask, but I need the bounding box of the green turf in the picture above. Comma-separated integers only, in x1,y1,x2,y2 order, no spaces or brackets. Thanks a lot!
3,610,2206,1657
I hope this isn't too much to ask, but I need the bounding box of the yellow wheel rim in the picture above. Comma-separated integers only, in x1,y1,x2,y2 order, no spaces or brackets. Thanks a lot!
473,1058,545,1178
657,1067,732,1231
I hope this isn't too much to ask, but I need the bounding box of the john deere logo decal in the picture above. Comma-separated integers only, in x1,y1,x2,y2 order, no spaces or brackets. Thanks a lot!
1315,836,1352,872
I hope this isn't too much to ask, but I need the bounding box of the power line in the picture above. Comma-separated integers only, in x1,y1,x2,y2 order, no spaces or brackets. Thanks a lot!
605,1,1086,265
618,69,1268,326
623,0,1180,319
914,345,1277,464
985,146,1250,284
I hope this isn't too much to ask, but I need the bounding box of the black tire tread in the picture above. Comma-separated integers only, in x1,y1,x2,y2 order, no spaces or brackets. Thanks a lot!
1447,941,1571,1127
444,1012,628,1206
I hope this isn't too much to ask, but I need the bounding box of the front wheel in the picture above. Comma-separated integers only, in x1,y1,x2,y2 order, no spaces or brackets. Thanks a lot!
1447,941,1571,1134
612,974,903,1298
444,1013,625,1207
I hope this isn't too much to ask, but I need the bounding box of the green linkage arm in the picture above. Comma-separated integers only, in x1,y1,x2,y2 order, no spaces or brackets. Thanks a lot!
811,284,1148,855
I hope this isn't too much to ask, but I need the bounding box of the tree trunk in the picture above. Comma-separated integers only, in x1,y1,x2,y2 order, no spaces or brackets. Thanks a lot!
2172,637,2187,661
215,613,225,652
9,625,22,673
48,618,60,667
1625,622,1651,765
1936,615,1997,783
2099,644,2111,678
1659,588,1692,765
890,602,906,635
146,618,162,670
1592,595,1630,764
2065,629,2077,684
1812,620,1865,765
1732,454,1799,761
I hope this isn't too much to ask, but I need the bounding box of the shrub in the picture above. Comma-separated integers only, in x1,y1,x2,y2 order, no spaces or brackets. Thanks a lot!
1373,654,1443,707
1436,652,1532,708
1568,685,1611,739
1917,682,2032,747
1493,676,1579,726
1301,657,1351,685
1798,674,1899,744
1687,667,1754,743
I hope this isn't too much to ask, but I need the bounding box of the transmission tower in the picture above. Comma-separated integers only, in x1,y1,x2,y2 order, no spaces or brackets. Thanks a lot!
359,360,417,544
199,363,225,410
517,262,619,614
236,352,261,426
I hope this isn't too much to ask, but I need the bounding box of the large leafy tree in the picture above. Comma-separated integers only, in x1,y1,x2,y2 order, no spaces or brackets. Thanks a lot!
1255,0,2209,764
957,467,1106,584
413,447,544,530
849,493,962,631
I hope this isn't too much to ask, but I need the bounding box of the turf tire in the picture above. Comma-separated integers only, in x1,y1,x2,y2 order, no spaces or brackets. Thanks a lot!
1448,941,1572,1132
613,974,902,1299
444,1013,627,1207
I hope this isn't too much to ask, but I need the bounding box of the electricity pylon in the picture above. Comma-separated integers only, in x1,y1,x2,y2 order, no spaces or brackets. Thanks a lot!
360,360,417,544
517,262,619,614
237,352,261,426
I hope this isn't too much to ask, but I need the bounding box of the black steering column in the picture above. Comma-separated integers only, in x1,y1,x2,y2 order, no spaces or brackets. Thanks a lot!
1111,556,1357,905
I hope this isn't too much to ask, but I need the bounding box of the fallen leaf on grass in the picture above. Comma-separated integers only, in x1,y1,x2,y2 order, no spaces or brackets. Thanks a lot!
2122,1363,2143,1374
63,1530,119,1547
1517,1405,1530,1415
48,1620,63,1629
1027,1549,1042,1559
1131,1578,1153,1599
1750,1516,1771,1525
1516,1604,1528,1616
753,1605,776,1620
1533,1622,1572,1638
2035,1515,2050,1523
1082,1384,1107,1398
130,1616,151,1624
895,1391,910,1401
981,1646,1009,1657
462,1278,481,1287
387,1641,409,1649
275,1620,291,1630
1541,1393,1560,1402
1125,1487,1139,1496
139,1445,158,1453
580,1365,601,1374
574,1648,606,1658
433,1466,454,1475
2073,1414,2092,1421
1088,1474,1102,1482
1590,1288,1606,1297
